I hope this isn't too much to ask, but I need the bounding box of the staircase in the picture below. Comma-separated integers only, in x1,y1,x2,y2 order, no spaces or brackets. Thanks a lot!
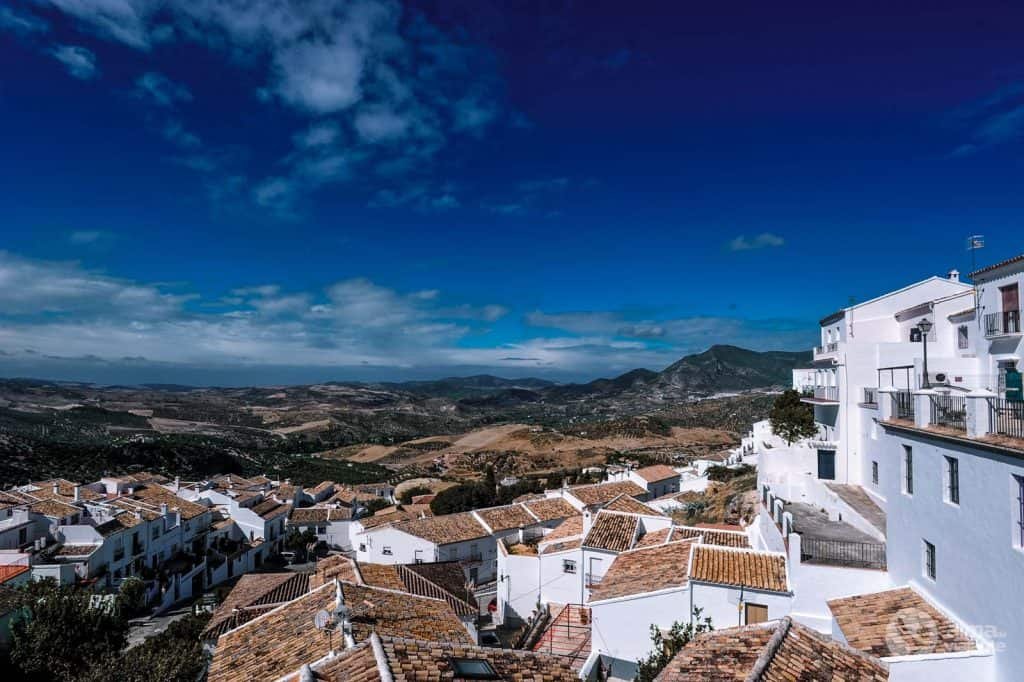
532,603,592,670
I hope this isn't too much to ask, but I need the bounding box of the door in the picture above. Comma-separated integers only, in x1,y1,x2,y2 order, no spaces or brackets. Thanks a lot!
817,450,836,480
745,603,769,625
1002,284,1020,332
587,557,604,587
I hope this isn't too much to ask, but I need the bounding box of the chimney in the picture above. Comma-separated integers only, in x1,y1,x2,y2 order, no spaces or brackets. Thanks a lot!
174,476,180,491
160,503,169,517
73,485,81,502
948,269,960,282
582,508,594,535
53,483,60,496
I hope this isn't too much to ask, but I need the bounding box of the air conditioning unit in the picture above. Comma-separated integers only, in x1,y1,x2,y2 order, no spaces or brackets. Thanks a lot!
926,372,949,385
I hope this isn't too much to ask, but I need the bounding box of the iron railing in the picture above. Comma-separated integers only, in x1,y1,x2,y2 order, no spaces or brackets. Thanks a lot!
814,342,839,356
931,394,967,431
814,386,839,401
800,538,887,570
984,310,1021,338
585,572,602,587
991,399,1024,440
894,390,915,420
862,387,878,406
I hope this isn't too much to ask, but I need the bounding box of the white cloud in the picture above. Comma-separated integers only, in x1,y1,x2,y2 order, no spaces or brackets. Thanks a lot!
68,230,106,245
47,0,155,50
134,72,193,107
49,44,98,79
727,232,786,251
0,7,49,35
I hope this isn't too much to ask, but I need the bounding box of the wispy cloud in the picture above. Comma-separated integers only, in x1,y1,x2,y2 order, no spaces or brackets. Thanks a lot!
945,83,1024,157
68,230,112,246
49,44,97,79
0,6,49,35
134,72,192,107
727,232,785,251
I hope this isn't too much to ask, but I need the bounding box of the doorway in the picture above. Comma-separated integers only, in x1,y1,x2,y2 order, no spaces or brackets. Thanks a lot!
817,450,836,480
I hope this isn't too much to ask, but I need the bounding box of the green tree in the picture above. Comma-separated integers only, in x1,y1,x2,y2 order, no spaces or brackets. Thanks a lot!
429,483,496,515
78,613,211,682
634,609,713,682
117,576,148,617
398,485,433,504
361,497,392,515
10,579,129,681
769,389,818,445
483,464,497,492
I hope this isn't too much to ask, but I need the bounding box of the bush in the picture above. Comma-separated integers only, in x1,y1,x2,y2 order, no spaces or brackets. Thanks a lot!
634,609,713,682
117,576,148,617
398,485,433,504
430,483,496,515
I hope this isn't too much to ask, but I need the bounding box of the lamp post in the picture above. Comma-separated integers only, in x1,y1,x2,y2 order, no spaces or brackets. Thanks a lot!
918,317,933,388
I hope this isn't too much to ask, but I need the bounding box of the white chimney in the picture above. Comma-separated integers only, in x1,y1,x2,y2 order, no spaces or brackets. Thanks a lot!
948,269,960,282
52,483,60,496
160,503,169,516
174,476,180,491
73,486,81,502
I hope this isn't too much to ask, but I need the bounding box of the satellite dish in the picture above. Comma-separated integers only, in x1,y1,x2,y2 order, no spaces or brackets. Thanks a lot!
313,609,331,630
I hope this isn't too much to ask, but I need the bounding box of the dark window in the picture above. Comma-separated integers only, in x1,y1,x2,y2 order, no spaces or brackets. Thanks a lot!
923,540,936,580
871,461,878,485
957,325,969,350
450,658,499,680
563,559,577,574
903,446,914,495
945,457,959,505
382,546,393,556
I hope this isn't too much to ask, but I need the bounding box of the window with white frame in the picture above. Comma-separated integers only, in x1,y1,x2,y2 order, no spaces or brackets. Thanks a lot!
902,446,914,495
923,539,936,580
1014,475,1024,549
944,456,959,505
563,559,577,574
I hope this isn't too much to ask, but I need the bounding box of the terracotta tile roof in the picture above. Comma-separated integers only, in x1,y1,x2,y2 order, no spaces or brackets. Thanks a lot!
570,481,648,506
391,512,489,545
310,480,335,495
602,493,665,517
671,525,751,548
28,498,80,519
828,586,977,657
95,512,143,537
474,504,538,532
312,634,579,682
358,563,407,591
538,515,584,545
634,527,672,548
582,512,640,552
310,556,360,589
689,545,789,593
634,464,680,483
126,484,209,520
656,617,888,681
522,496,579,522
328,507,352,521
28,479,102,501
252,498,291,520
0,565,30,584
541,538,582,554
399,562,477,617
54,544,100,557
357,509,424,531
203,572,311,640
970,252,1024,278
589,540,698,602
209,581,470,682
289,507,331,524
109,498,162,520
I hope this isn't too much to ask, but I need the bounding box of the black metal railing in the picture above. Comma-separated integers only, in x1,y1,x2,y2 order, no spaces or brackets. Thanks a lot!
814,386,839,401
862,387,878,406
799,387,815,397
984,310,1021,337
991,399,1024,440
894,390,915,420
931,394,967,431
800,538,886,570
814,342,839,355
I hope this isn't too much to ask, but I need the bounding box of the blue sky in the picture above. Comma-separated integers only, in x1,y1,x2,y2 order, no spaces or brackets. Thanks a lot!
1,1,1023,385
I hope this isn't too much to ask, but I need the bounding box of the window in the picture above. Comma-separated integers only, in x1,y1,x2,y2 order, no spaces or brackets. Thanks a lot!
563,559,577,574
359,543,366,553
152,525,160,539
744,602,769,625
316,525,327,534
903,446,914,495
18,527,27,545
923,540,936,580
449,658,499,680
382,546,393,556
871,461,879,485
945,456,960,505
957,325,969,350
1014,476,1024,549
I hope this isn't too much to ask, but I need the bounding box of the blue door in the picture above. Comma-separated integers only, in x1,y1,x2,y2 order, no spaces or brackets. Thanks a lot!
817,450,836,480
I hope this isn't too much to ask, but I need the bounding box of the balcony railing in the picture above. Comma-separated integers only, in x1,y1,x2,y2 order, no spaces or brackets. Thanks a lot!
984,309,1021,338
585,572,603,588
813,386,839,402
800,538,886,570
931,394,967,431
991,399,1024,440
814,342,839,356
862,387,878,406
894,390,915,420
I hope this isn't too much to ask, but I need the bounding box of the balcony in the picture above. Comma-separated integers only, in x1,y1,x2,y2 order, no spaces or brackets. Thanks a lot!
813,342,839,360
991,399,1024,440
801,386,839,404
984,309,1021,338
930,394,967,431
585,572,603,588
860,387,878,407
893,390,915,421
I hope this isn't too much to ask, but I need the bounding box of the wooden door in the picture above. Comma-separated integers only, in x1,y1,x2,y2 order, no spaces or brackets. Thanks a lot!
745,602,769,624
1002,283,1019,311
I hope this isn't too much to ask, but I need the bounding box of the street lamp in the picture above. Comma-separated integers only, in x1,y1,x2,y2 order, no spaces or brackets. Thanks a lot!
918,317,933,388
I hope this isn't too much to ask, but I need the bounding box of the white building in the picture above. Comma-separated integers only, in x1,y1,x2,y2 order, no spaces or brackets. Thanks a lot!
754,255,1024,682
